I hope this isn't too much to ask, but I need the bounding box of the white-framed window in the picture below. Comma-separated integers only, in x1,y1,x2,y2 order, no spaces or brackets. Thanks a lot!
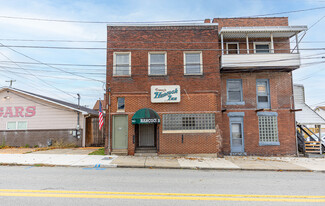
148,52,167,75
184,52,202,75
163,113,215,133
254,42,271,54
6,121,27,130
258,113,279,146
113,52,131,76
117,97,125,112
226,43,239,54
227,79,244,104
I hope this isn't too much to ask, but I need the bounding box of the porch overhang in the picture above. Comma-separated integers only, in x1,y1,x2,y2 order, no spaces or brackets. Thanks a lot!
132,108,161,124
219,26,308,38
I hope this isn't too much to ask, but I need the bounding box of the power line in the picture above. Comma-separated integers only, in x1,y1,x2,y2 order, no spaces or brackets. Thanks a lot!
1,44,325,51
0,6,324,24
0,42,105,83
0,50,77,99
246,6,325,17
1,38,325,44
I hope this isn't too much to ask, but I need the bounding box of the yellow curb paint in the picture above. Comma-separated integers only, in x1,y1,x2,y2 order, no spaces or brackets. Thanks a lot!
0,189,324,199
0,192,325,202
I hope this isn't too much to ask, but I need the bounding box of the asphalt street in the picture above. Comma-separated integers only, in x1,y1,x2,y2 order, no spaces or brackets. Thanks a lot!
0,166,325,206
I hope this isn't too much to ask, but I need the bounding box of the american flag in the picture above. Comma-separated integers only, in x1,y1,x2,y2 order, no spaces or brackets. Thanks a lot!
99,100,104,130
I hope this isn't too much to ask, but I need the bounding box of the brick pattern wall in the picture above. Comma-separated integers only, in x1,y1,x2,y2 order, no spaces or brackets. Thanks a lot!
110,93,222,155
220,72,296,155
213,17,289,28
106,17,298,156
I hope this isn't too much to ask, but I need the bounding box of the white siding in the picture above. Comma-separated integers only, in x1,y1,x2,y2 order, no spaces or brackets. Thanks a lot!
221,53,300,68
0,90,84,130
293,85,325,125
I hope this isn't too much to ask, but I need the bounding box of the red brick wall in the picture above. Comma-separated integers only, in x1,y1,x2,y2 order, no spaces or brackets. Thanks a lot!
220,72,297,155
106,18,297,156
106,25,222,155
213,17,289,28
110,93,222,155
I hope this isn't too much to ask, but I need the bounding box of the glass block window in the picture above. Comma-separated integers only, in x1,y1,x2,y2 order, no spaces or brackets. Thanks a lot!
227,79,242,102
184,52,202,75
149,53,166,75
258,115,278,143
163,113,215,131
114,52,131,76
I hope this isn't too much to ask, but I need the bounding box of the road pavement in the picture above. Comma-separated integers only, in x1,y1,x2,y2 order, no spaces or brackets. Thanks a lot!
0,166,325,205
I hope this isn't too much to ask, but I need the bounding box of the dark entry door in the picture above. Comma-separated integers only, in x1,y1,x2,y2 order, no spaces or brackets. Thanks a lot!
139,124,155,147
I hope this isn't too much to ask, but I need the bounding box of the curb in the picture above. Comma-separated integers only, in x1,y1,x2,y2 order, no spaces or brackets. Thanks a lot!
0,163,324,173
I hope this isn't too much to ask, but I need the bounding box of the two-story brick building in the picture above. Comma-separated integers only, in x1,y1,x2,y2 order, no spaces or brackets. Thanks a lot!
105,17,307,156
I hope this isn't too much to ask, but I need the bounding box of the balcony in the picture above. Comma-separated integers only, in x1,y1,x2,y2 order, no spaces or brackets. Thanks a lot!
219,26,307,72
221,53,301,71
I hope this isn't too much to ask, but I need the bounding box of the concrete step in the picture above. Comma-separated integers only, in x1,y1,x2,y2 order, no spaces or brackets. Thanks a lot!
134,153,158,157
111,149,128,156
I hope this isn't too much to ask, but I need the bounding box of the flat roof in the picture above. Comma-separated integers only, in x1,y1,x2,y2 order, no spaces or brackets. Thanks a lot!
220,25,307,38
107,23,218,27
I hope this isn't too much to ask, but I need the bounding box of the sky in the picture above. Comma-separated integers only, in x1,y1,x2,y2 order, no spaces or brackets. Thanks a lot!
0,0,324,108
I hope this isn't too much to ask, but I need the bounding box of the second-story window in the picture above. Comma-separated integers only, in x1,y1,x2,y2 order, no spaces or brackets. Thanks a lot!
184,52,202,75
226,43,239,54
256,79,270,109
149,52,166,75
113,52,131,76
227,79,244,104
254,43,270,53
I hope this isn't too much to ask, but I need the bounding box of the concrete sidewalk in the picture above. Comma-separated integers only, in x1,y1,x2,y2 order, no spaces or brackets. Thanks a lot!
0,153,325,172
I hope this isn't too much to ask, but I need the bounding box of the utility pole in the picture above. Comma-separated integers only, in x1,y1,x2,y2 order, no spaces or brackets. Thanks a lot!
5,80,16,87
77,93,80,139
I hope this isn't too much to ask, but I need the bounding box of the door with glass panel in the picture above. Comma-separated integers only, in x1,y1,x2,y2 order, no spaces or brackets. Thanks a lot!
230,120,244,153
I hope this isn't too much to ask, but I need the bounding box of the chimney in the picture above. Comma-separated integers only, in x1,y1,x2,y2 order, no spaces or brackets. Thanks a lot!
204,19,211,23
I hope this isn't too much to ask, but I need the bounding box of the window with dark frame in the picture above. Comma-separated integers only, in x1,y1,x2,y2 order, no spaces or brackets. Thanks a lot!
117,97,125,111
255,44,270,53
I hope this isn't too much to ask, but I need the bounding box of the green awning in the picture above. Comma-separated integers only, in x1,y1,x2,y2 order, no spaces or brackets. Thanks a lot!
132,108,160,124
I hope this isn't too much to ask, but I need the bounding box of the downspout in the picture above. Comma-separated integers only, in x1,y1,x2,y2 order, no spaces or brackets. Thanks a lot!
77,93,81,139
108,87,111,155
291,74,299,156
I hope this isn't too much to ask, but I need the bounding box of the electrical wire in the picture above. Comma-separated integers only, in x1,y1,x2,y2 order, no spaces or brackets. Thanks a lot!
0,6,324,24
0,50,77,99
0,42,105,83
1,44,325,51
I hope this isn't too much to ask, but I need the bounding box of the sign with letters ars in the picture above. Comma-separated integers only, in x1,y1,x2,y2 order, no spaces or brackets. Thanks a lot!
151,85,180,103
